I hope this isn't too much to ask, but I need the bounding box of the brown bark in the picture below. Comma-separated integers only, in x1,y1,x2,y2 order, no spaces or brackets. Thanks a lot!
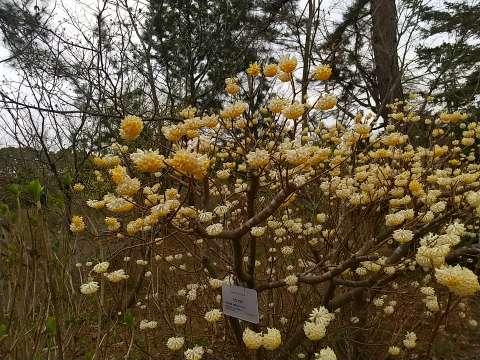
370,0,404,122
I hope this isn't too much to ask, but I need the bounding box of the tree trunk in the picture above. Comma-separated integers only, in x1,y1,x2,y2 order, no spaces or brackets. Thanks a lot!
370,0,403,122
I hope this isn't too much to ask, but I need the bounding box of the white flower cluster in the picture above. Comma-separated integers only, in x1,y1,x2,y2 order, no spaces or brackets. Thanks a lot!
303,306,335,341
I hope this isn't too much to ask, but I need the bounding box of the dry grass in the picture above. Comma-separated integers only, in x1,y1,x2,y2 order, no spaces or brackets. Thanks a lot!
1,204,479,360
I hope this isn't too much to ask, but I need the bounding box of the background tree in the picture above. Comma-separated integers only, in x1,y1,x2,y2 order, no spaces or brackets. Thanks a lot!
146,0,295,112
415,0,480,113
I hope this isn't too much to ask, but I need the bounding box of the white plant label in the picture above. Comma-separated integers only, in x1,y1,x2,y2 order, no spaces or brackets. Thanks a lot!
222,285,259,324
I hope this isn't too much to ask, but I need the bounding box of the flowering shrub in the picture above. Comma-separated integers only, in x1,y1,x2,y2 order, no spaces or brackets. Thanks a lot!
71,55,480,359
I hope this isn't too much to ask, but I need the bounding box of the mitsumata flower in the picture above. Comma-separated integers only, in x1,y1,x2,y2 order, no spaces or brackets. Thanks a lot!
120,115,144,141
312,64,332,81
435,265,480,297
70,215,85,233
69,48,480,360
80,281,99,295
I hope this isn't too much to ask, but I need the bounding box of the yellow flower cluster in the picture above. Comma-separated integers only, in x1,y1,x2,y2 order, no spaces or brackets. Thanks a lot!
304,307,335,341
242,328,281,351
105,196,134,213
268,98,289,113
162,114,218,141
225,78,240,95
246,149,270,169
80,281,99,295
403,332,416,349
278,55,297,73
282,144,330,168
73,183,84,192
283,102,305,119
115,175,140,197
179,106,197,119
246,62,261,77
316,94,337,111
243,328,262,350
312,64,332,81
204,309,222,323
166,337,185,351
92,154,121,168
220,101,249,120
165,149,211,179
435,265,480,297
104,216,121,231
416,223,465,269
70,215,85,233
315,347,336,360
105,269,129,282
120,115,144,141
264,63,278,77
439,111,468,123
130,149,165,173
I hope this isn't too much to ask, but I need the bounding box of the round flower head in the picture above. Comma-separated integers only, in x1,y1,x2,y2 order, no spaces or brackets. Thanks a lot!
139,320,158,330
206,223,223,236
173,314,187,325
106,196,134,213
120,115,143,141
403,332,416,349
209,278,223,289
435,265,480,297
392,229,414,243
278,55,297,73
225,78,240,95
70,215,85,233
92,154,121,168
264,63,278,77
73,183,84,192
165,149,210,179
303,321,326,341
204,309,222,323
246,149,270,169
93,261,110,274
262,328,282,350
315,347,336,360
246,62,261,77
179,106,197,118
243,328,262,350
285,274,298,286
308,307,335,327
104,269,129,283
312,64,332,81
115,176,140,197
283,102,305,119
316,94,337,111
383,305,395,314
388,346,400,356
105,216,121,231
130,149,165,173
80,281,99,295
251,226,266,237
268,98,288,113
184,346,204,360
166,337,185,351
110,165,127,184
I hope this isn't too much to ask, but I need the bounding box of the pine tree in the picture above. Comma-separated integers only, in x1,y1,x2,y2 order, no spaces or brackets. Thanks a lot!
146,0,293,113
308,0,404,124
0,0,49,65
416,1,480,112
